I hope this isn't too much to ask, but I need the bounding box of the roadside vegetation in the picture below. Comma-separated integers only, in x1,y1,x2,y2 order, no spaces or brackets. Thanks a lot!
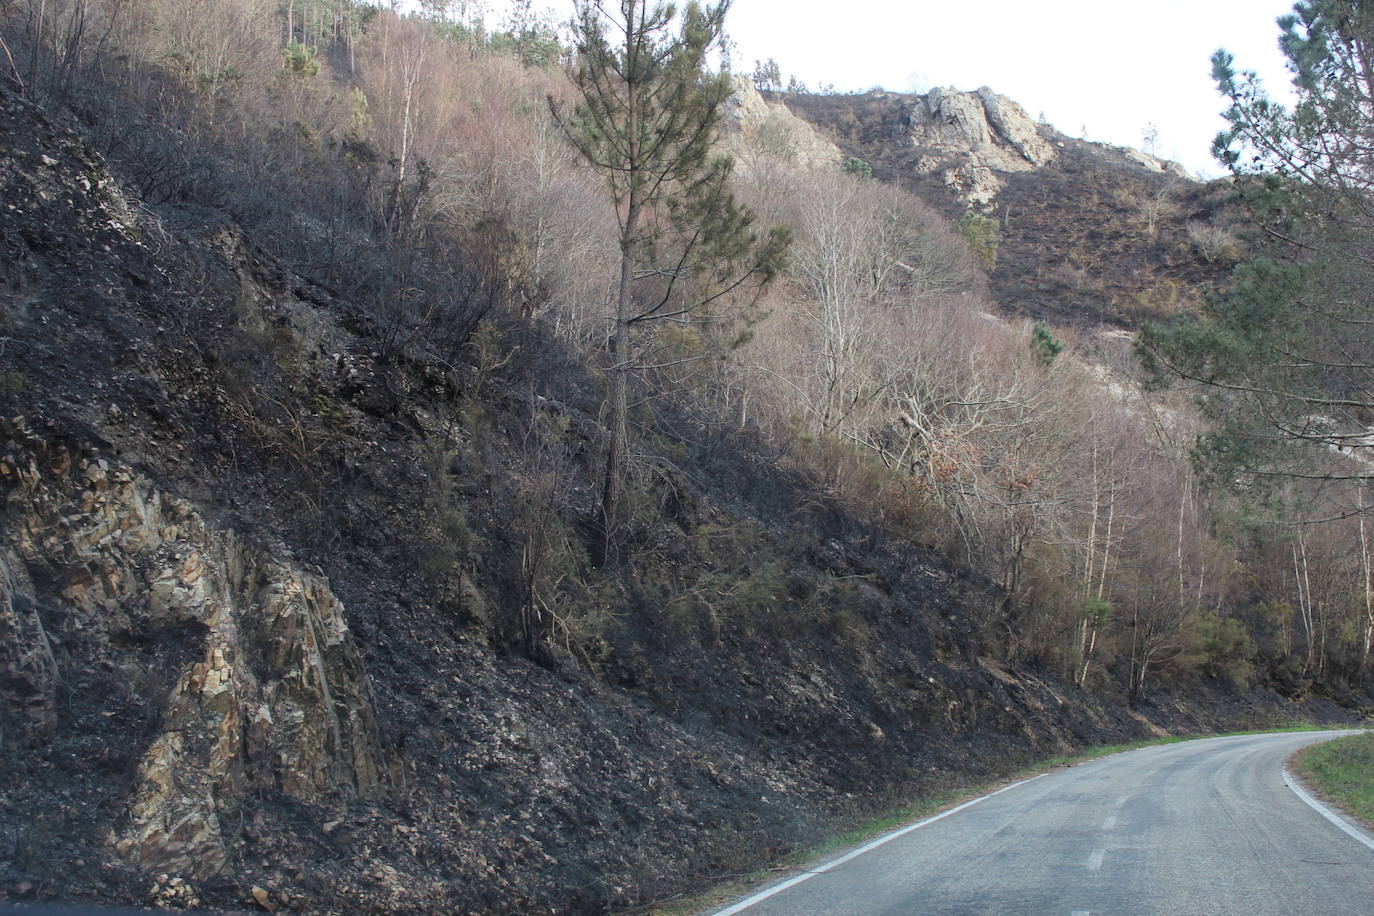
1294,731,1374,830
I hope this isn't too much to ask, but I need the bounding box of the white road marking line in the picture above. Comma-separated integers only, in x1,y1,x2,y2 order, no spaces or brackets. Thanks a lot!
1283,767,1374,853
1071,910,1092,915
1086,848,1106,871
1102,814,1117,830
709,775,1046,915
1116,795,1129,808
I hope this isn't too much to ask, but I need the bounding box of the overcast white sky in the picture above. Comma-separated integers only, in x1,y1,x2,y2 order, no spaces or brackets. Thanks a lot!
413,0,1302,177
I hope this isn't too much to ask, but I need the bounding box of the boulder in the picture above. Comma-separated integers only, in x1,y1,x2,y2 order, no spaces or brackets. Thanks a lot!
899,85,1059,204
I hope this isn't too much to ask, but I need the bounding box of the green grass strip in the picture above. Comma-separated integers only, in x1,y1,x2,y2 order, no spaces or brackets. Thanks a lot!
1293,730,1374,829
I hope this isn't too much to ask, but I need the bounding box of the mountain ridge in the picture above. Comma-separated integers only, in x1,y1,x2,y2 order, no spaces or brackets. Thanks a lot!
773,86,1234,326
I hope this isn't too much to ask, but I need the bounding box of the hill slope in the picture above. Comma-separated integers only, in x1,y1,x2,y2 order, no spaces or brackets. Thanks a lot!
780,87,1237,326
0,45,1362,916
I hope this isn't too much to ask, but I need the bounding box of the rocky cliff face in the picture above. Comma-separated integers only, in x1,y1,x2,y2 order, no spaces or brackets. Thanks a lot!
903,86,1056,206
722,75,843,171
0,418,385,880
900,85,1183,207
781,84,1187,208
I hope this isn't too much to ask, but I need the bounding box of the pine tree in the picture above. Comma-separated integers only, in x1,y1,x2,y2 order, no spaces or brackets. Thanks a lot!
553,0,787,565
1139,1,1374,509
751,56,780,92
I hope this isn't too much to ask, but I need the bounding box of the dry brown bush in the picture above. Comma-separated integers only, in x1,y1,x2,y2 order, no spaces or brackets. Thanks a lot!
1185,220,1242,265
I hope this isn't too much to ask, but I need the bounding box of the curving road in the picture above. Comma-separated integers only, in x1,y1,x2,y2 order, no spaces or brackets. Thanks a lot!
712,730,1374,916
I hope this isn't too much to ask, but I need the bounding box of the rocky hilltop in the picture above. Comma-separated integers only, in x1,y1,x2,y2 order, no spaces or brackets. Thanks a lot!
902,85,1187,206
721,75,843,170
906,86,1057,206
749,82,1187,210
780,87,1229,326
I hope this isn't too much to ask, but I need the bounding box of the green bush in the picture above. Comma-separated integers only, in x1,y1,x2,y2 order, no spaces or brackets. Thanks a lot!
956,211,1000,270
1029,323,1064,366
284,43,320,78
1181,610,1256,687
841,157,873,180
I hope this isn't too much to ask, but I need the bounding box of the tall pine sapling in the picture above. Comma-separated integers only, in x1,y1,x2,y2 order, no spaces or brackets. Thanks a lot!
552,0,787,565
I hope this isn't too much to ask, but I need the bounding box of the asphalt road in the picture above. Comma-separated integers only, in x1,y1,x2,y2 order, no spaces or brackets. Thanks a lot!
712,730,1374,916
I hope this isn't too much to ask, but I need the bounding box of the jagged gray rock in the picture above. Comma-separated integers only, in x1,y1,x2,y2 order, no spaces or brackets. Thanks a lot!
0,420,385,879
897,84,1191,205
976,88,1055,168
911,87,1053,172
904,86,1056,206
722,75,843,172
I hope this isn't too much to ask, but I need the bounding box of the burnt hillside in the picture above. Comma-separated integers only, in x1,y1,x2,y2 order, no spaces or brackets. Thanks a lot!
0,70,1357,916
3,2,1373,913
782,90,1239,327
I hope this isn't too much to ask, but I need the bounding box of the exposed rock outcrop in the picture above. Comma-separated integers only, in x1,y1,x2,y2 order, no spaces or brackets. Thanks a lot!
781,83,1191,211
0,418,385,879
0,548,59,743
1121,145,1191,179
722,75,843,172
975,88,1055,168
903,86,1055,206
